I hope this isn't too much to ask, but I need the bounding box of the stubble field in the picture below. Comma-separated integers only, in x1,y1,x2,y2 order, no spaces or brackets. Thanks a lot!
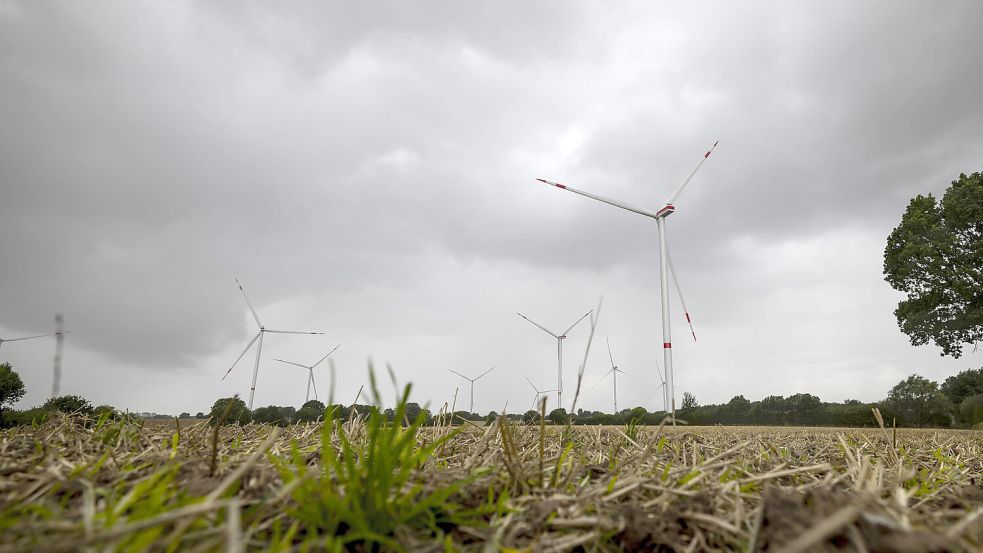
0,410,980,552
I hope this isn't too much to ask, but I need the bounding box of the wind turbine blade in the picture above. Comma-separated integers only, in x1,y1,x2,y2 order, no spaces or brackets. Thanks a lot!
516,313,559,338
665,141,718,205
590,369,614,390
311,344,341,368
222,332,261,381
235,278,263,328
606,336,615,369
646,382,666,400
274,358,310,370
2,332,59,342
526,377,538,392
618,369,641,382
448,369,470,381
655,358,665,384
264,329,325,335
536,179,661,219
562,311,592,337
310,371,319,401
666,248,697,342
475,367,495,381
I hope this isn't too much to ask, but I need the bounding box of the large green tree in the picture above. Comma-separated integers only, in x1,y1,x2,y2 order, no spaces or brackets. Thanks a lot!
252,405,292,426
959,394,983,427
884,171,983,357
209,397,251,426
881,374,952,427
42,395,93,415
0,363,26,413
940,367,983,405
294,400,326,423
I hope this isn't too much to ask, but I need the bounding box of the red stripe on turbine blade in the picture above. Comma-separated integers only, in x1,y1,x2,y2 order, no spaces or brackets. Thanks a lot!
685,313,692,323
664,342,672,348
536,178,566,189
691,330,697,342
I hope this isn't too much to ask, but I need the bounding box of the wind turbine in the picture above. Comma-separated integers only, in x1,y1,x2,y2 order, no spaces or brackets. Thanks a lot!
525,377,557,411
646,357,668,413
592,337,636,414
537,141,717,421
221,278,323,409
448,367,494,413
0,330,70,350
516,310,591,408
274,344,340,404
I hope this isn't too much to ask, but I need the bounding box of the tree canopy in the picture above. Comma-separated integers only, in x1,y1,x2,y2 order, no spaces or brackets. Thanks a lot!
0,363,26,412
209,397,251,426
884,171,983,357
940,368,983,405
882,374,952,427
42,395,93,415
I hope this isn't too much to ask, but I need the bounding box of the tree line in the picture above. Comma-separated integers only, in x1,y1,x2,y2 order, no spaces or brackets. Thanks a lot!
3,361,982,429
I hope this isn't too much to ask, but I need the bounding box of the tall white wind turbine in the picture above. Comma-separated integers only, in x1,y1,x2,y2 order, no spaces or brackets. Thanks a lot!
537,141,717,420
274,344,340,404
0,330,70,350
592,336,636,414
525,377,558,411
221,278,324,409
517,310,591,408
448,367,495,413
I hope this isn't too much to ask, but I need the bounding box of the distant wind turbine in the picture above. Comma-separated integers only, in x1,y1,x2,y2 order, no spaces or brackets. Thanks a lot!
646,357,668,413
536,141,717,420
525,377,557,411
591,337,637,414
221,278,323,409
448,367,495,413
0,330,70,350
274,344,340,404
517,310,591,408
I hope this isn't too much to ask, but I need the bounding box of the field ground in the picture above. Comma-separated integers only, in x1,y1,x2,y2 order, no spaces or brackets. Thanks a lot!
0,415,980,552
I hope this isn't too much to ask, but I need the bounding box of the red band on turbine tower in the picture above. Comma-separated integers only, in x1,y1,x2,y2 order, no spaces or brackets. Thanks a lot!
663,342,672,348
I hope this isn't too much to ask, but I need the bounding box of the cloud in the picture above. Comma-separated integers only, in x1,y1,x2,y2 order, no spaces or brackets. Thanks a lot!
1,1,981,413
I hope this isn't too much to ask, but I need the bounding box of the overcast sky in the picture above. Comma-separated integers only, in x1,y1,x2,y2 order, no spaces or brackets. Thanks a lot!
2,1,982,416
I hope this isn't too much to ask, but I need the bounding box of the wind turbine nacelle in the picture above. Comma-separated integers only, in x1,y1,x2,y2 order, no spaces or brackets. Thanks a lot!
655,204,675,218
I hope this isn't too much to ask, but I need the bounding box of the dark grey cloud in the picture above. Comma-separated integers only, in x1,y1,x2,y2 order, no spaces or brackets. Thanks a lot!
1,1,981,412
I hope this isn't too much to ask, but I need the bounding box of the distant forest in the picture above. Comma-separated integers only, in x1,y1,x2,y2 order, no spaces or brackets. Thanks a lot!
2,364,981,430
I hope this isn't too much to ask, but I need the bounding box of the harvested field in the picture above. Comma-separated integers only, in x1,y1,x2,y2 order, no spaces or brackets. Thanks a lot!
1,413,981,552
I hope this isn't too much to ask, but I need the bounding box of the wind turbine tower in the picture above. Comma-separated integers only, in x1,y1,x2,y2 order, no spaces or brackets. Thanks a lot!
593,337,636,414
448,368,494,413
525,377,558,411
516,310,591,409
222,278,324,409
274,344,340,404
536,141,716,420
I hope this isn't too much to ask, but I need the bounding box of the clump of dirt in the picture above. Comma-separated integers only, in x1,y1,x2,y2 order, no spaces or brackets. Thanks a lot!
756,487,957,553
523,499,564,533
614,493,716,552
614,503,688,552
